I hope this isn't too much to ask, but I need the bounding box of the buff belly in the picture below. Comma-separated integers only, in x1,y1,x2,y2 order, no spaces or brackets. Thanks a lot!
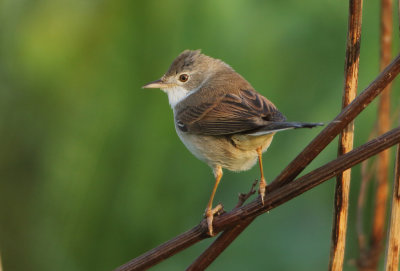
176,128,274,172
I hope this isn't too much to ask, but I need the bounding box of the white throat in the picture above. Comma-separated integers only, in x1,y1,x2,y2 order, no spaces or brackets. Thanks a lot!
163,86,190,108
163,75,210,108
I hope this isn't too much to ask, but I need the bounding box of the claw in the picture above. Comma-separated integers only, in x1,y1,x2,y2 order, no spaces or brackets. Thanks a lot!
256,147,267,205
204,203,224,236
259,178,266,205
206,210,214,236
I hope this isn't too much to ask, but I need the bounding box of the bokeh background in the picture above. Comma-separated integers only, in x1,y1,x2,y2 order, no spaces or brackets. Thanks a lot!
1,0,399,270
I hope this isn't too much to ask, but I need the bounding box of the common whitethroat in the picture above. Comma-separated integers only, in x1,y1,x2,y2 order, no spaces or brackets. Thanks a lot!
143,50,322,236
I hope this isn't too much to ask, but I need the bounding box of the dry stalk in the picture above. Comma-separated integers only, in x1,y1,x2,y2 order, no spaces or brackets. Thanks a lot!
358,0,393,269
329,0,363,270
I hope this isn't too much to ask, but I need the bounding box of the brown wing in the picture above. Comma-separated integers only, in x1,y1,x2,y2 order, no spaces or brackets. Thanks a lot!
175,89,286,135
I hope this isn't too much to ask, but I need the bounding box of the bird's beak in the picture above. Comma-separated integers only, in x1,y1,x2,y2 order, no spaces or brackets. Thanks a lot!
142,79,166,89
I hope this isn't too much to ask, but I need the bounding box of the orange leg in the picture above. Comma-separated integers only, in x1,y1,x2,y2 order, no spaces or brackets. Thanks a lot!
205,165,223,236
257,147,267,205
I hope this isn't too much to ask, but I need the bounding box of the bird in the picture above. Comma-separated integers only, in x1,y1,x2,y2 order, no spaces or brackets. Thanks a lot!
143,50,322,236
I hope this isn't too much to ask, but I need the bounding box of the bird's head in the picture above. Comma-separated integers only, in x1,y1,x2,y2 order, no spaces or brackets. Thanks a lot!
143,50,232,107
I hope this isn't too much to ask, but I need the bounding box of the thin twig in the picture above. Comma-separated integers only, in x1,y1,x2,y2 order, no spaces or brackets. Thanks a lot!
373,0,393,257
358,0,393,269
373,0,393,253
235,180,258,209
329,0,363,270
384,144,400,270
114,127,400,271
114,54,400,271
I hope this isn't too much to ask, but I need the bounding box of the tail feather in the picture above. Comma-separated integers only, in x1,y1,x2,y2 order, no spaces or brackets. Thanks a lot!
248,121,323,136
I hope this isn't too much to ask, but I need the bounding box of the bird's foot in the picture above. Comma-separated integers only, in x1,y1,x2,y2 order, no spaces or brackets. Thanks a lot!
259,178,267,205
204,203,224,236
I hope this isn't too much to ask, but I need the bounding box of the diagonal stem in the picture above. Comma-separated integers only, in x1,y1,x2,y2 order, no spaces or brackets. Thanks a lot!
115,127,400,271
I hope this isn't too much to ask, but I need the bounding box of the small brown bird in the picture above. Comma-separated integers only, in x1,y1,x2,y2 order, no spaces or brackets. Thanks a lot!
143,50,322,235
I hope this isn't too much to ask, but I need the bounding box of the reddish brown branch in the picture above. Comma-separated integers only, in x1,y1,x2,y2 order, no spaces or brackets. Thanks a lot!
358,0,393,269
373,0,393,253
115,127,400,271
329,0,363,270
373,0,393,257
114,54,400,271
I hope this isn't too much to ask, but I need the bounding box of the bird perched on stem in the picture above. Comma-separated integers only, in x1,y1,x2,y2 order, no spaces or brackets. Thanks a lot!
143,50,322,236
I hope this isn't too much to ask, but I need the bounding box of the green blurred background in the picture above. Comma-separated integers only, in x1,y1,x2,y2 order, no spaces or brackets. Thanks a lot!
1,0,399,270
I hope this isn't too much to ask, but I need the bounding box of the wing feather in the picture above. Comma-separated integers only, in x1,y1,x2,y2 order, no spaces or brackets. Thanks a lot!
175,89,286,135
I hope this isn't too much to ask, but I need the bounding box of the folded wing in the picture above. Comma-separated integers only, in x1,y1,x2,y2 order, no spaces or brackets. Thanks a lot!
176,89,287,136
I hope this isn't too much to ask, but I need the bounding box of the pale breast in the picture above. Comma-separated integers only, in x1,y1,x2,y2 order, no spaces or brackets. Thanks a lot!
175,126,275,172
231,133,275,152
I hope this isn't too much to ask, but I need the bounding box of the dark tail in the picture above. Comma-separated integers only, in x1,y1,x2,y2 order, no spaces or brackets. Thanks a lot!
285,121,324,129
249,121,324,135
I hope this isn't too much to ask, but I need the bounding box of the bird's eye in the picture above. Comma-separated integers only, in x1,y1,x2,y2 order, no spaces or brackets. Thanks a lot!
179,74,189,82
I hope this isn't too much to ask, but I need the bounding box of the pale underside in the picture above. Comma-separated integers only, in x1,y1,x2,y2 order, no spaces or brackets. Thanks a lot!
176,126,274,172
